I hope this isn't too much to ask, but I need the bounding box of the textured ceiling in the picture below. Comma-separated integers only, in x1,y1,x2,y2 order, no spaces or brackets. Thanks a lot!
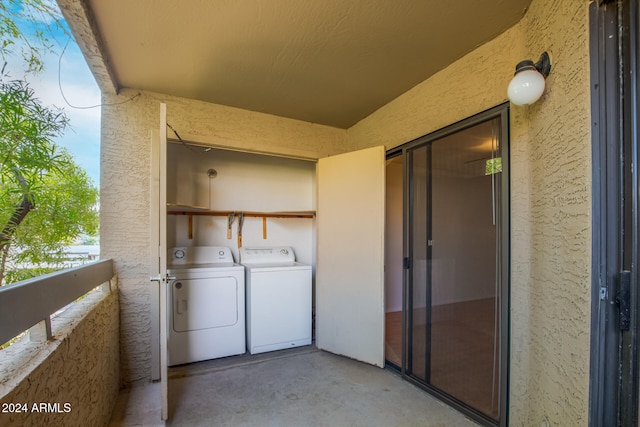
87,0,531,129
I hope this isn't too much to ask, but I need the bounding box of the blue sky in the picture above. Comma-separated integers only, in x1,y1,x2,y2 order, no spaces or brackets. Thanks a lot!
6,3,101,185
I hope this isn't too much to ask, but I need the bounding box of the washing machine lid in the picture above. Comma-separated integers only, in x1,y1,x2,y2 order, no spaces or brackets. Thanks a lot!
239,246,296,265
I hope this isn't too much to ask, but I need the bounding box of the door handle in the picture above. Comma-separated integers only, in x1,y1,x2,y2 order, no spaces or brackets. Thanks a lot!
150,274,176,282
617,270,631,331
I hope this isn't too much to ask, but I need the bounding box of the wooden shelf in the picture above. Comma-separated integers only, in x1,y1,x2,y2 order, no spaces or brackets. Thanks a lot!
166,207,315,242
167,203,210,212
167,209,315,219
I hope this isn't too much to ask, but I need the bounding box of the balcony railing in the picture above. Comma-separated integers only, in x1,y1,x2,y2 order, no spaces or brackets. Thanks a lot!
0,259,114,345
0,259,118,427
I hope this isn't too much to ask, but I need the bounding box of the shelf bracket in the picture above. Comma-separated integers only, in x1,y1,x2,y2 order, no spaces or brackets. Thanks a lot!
262,216,267,239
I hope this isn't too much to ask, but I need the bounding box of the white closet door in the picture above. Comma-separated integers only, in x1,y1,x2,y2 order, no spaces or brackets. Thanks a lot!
150,103,169,420
316,146,385,367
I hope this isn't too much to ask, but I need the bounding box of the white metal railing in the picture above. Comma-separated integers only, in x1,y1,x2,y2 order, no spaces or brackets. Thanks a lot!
0,259,114,345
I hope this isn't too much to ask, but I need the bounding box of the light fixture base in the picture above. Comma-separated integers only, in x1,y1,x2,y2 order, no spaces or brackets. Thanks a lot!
534,52,551,78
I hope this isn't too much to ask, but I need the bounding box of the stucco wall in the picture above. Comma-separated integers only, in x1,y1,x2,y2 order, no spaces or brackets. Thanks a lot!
0,283,120,427
100,92,346,383
349,0,592,425
510,1,592,425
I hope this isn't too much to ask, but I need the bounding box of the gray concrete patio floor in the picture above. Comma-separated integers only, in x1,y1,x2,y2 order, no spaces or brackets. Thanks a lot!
109,346,480,427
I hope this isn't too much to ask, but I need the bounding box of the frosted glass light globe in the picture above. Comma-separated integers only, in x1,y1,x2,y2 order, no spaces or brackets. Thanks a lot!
507,69,546,106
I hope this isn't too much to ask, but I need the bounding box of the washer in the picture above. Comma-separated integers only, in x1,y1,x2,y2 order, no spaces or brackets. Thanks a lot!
240,246,312,355
167,246,245,366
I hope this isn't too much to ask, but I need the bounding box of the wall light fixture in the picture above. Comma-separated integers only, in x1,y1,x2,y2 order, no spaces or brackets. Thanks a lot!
507,52,552,106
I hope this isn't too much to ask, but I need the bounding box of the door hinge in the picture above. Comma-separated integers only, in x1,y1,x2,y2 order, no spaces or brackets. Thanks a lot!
617,270,631,331
403,257,410,269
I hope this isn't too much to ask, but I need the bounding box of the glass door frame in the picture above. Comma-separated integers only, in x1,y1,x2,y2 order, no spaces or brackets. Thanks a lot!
387,103,510,427
589,1,640,425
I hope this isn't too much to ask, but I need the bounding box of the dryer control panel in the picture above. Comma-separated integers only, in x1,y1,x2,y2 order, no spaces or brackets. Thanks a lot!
169,246,234,265
239,246,296,264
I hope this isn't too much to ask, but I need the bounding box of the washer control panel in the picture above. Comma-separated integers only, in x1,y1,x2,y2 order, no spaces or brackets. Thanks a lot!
239,246,296,264
169,246,234,265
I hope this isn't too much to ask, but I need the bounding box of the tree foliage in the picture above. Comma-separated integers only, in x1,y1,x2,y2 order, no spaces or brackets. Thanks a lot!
0,0,64,73
0,2,99,285
2,149,99,284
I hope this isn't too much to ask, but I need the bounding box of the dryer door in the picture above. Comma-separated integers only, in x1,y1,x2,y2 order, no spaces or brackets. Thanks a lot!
171,276,239,332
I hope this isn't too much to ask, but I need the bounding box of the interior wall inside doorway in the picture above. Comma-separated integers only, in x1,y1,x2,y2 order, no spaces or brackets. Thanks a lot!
432,173,497,305
385,156,404,313
385,155,404,367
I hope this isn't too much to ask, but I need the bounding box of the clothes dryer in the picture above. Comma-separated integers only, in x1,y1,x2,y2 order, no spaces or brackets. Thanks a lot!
167,246,245,366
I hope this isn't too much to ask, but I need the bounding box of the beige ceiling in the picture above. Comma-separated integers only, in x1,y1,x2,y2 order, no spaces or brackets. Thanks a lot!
86,0,531,129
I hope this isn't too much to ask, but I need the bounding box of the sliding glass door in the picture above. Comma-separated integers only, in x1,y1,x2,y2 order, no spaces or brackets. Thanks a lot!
402,106,509,426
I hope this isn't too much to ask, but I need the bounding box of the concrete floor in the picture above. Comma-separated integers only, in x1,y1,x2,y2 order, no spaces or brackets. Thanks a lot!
109,346,480,427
